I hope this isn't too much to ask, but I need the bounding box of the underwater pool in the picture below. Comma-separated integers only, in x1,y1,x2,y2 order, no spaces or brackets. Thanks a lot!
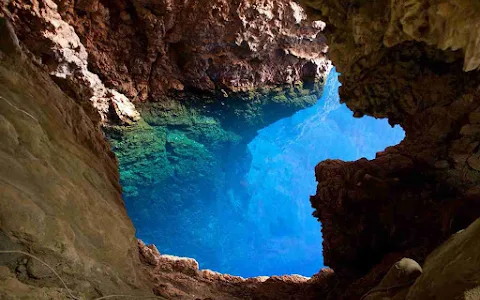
112,69,405,277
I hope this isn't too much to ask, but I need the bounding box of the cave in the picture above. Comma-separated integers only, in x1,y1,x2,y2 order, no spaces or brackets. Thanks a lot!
1,0,480,299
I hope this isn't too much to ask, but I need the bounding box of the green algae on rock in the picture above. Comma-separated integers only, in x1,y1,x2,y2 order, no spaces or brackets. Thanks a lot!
106,80,326,196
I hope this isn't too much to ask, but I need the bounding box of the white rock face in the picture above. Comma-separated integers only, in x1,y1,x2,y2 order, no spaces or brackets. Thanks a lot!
18,0,140,124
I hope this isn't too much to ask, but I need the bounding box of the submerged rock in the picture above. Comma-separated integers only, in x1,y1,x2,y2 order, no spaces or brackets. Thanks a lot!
102,67,328,276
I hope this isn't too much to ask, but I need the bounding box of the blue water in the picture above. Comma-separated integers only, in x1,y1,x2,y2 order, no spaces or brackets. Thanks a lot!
120,69,405,278
241,69,404,276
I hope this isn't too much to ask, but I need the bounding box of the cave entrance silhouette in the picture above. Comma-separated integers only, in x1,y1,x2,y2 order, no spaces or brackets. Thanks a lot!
112,69,405,278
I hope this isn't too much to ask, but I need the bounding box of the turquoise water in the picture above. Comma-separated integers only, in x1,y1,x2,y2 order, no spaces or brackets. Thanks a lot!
245,69,405,276
118,69,405,277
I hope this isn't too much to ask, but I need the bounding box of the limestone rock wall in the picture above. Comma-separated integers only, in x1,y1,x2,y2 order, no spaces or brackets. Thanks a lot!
300,0,480,298
2,0,480,298
0,17,151,299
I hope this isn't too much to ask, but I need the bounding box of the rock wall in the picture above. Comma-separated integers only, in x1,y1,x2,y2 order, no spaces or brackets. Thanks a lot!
5,0,140,124
300,0,480,298
5,0,330,124
0,16,150,299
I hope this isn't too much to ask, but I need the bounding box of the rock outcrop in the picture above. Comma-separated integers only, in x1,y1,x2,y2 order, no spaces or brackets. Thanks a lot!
406,219,480,300
137,240,334,300
0,16,150,299
300,0,480,298
361,258,423,300
5,0,330,124
2,0,480,298
5,0,140,124
52,0,328,98
358,218,480,300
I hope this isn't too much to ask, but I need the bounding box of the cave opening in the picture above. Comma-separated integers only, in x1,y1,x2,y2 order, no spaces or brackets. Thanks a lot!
107,69,405,278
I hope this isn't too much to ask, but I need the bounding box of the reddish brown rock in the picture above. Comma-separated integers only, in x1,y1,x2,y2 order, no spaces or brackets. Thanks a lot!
137,240,334,300
0,16,149,299
54,0,329,97
5,0,329,124
4,0,140,124
300,0,480,298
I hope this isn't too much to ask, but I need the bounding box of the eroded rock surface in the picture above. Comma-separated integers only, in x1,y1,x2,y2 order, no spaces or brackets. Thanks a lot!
300,0,480,298
5,0,330,126
0,17,150,299
52,0,328,98
2,0,480,298
406,219,480,300
361,258,422,300
4,0,140,124
360,218,480,300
